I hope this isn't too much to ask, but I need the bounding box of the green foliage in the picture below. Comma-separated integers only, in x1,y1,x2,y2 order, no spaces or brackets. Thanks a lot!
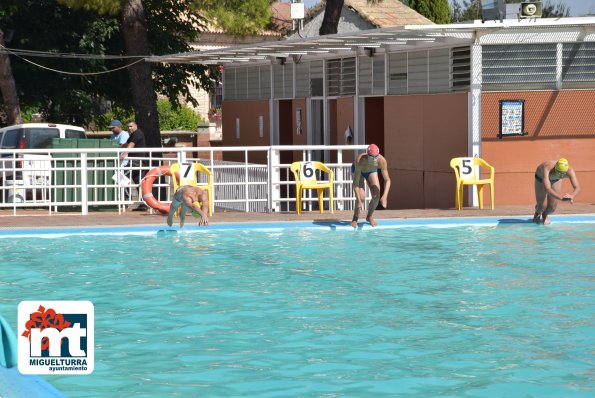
408,0,451,24
202,0,272,37
56,0,119,14
95,107,134,131
0,0,270,127
156,99,204,131
451,0,481,22
95,100,202,131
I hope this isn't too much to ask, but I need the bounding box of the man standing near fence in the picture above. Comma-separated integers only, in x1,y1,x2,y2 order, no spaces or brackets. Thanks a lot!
351,144,391,228
109,120,129,148
120,120,148,209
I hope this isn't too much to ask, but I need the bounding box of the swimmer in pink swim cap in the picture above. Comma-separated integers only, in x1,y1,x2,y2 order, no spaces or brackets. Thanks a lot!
351,144,391,228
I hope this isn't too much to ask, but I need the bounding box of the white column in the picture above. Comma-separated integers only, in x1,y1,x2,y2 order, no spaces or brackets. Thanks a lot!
469,43,483,207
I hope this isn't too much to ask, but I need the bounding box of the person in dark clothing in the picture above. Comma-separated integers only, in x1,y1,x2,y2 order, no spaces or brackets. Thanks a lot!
120,120,148,206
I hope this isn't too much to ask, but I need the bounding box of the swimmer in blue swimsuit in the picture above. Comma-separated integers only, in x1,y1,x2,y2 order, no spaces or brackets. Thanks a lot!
533,158,580,225
167,185,209,227
352,144,391,228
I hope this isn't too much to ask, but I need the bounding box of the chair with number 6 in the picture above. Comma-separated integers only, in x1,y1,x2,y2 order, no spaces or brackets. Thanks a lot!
450,157,495,210
290,161,334,214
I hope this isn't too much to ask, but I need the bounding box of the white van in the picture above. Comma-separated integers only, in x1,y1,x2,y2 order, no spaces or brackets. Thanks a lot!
0,123,86,202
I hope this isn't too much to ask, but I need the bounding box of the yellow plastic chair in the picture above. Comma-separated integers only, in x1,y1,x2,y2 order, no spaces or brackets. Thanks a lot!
450,157,495,210
290,161,334,214
169,162,214,216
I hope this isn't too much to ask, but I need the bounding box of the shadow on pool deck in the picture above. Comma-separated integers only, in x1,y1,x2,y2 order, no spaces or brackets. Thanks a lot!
1,203,594,229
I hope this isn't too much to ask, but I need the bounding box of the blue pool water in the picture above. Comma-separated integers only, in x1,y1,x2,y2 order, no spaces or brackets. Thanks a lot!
0,220,594,397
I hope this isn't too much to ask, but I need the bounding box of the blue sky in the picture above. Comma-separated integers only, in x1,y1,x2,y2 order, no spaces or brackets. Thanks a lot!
294,0,595,17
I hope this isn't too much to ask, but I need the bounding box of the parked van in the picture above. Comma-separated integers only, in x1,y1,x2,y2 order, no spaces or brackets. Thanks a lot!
0,123,86,202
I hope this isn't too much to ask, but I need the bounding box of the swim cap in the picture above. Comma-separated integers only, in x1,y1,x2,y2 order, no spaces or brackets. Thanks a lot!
192,201,202,219
367,144,380,156
555,158,569,173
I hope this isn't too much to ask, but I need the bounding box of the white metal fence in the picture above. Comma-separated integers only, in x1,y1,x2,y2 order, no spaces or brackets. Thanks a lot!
0,145,369,216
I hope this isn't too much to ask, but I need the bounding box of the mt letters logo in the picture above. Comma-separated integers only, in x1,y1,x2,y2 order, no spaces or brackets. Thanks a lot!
18,301,94,374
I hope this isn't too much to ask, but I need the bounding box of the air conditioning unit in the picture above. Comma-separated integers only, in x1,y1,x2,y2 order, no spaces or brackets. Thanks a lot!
480,0,506,22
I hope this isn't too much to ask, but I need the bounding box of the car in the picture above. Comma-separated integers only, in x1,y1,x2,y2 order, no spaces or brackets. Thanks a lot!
0,123,86,202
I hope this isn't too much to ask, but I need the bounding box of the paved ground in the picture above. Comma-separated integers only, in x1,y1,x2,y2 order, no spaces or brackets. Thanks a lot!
1,203,594,228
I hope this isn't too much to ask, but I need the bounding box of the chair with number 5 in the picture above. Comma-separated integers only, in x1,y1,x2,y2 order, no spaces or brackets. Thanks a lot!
290,161,334,214
450,157,495,210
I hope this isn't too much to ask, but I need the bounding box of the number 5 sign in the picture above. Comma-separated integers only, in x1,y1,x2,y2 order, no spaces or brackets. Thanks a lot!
300,161,316,181
459,158,477,180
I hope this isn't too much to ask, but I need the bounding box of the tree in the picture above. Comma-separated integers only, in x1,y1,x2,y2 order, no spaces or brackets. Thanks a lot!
408,0,451,24
0,0,273,140
320,0,345,35
0,29,23,125
119,0,160,147
202,0,272,37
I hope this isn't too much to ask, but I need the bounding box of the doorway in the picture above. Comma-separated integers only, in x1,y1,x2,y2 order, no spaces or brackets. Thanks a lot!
310,99,325,162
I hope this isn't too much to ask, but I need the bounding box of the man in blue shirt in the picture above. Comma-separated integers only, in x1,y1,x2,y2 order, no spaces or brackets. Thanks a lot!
108,120,130,147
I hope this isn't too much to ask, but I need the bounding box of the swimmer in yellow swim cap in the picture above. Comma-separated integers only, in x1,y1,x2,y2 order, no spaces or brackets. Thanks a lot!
533,158,580,225
167,185,209,227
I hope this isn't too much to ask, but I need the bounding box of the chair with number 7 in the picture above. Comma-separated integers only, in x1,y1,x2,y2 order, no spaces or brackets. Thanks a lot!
450,157,495,210
169,162,214,216
290,161,334,214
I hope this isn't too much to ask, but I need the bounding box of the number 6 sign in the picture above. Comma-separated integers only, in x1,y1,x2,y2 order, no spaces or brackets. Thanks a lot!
301,161,316,181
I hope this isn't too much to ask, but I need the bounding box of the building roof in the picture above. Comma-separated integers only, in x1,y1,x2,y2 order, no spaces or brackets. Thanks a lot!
341,0,433,27
149,17,595,66
271,2,293,32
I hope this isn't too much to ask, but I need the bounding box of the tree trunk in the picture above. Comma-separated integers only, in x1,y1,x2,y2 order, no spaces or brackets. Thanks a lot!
319,0,344,35
0,29,23,125
120,0,161,148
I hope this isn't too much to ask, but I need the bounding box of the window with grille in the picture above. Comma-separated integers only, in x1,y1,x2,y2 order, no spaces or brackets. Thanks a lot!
482,44,557,90
259,66,271,99
223,67,236,100
273,64,293,99
310,60,324,97
388,52,407,95
561,42,595,88
327,57,356,96
451,46,470,91
359,55,386,95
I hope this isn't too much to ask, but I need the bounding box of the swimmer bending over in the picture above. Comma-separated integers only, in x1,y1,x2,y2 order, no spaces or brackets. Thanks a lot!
167,185,209,227
533,158,580,225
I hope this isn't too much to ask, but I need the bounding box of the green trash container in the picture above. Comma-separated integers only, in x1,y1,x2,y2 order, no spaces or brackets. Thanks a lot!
52,138,121,210
51,138,78,204
76,139,99,202
99,140,120,203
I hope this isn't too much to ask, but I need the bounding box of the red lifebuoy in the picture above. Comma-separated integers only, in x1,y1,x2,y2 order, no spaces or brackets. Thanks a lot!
141,165,171,214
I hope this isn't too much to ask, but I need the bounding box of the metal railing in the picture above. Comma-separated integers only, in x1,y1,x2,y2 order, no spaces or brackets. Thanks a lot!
0,145,369,216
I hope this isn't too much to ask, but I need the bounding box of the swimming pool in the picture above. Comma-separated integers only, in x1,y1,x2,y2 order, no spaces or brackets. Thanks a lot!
1,217,594,397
